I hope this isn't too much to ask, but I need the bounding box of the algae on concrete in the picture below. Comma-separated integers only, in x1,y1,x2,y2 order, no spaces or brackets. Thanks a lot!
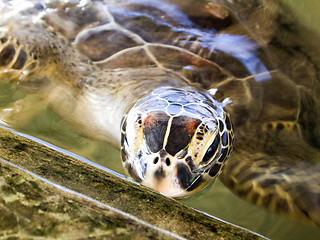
0,126,266,239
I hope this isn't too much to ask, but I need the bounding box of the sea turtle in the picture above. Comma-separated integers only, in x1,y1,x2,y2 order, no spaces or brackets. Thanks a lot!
0,0,319,226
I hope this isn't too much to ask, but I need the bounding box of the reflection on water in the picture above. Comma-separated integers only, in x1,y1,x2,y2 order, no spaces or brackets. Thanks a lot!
210,34,271,82
1,0,320,239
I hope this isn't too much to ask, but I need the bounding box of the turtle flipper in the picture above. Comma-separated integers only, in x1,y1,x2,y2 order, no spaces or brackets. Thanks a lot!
0,35,39,82
0,94,47,128
0,30,54,128
220,129,320,226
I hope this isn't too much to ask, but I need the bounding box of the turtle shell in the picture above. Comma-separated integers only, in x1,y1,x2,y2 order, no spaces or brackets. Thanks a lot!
38,0,319,144
42,0,232,84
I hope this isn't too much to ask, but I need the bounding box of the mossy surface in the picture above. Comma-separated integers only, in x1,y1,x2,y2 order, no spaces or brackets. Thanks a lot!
0,126,266,239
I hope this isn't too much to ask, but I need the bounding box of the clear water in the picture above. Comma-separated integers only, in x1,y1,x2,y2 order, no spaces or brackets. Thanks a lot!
1,1,320,239
2,80,320,240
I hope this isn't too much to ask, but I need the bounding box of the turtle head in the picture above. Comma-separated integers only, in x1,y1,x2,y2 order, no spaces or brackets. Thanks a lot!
121,87,234,198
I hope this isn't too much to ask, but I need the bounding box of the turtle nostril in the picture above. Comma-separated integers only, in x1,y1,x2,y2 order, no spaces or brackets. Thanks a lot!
165,157,171,166
153,157,159,164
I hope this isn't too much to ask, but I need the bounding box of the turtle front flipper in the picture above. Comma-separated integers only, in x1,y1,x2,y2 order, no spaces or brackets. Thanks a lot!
0,32,46,128
220,123,320,226
0,22,58,128
0,36,39,82
0,94,47,128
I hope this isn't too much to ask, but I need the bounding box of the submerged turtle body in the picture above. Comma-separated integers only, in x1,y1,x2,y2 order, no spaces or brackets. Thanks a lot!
0,0,320,225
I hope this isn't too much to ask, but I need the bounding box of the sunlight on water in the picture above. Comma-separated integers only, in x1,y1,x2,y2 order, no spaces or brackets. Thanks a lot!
210,34,271,82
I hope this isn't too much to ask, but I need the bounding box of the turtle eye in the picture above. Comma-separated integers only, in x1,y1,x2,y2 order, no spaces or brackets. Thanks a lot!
175,143,189,159
202,133,220,164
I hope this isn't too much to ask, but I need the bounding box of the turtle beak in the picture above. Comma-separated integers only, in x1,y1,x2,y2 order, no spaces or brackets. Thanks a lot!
143,159,190,198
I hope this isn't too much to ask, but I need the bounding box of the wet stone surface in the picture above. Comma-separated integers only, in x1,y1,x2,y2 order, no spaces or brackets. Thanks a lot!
0,161,176,239
0,126,265,240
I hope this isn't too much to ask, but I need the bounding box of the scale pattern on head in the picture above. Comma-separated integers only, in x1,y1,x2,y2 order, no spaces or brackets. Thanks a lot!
121,87,234,198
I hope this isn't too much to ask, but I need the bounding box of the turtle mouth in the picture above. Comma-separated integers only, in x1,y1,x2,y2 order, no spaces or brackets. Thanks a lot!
148,161,211,198
143,161,196,198
153,176,186,198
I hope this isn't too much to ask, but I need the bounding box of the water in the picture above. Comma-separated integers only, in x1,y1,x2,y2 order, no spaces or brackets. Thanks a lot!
1,1,320,239
2,78,320,240
281,0,320,38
